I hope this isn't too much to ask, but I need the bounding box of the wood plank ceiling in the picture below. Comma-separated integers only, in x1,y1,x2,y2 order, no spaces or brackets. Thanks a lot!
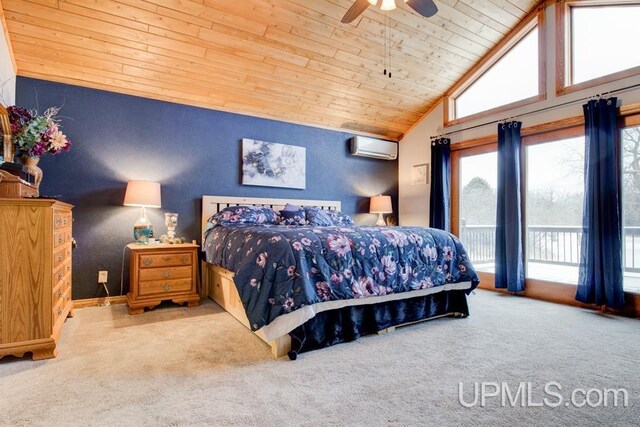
1,0,539,140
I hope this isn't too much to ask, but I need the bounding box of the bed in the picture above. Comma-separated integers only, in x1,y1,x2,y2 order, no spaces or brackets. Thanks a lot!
201,196,479,359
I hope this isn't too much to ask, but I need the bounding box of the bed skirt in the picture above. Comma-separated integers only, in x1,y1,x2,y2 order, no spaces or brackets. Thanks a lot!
288,289,470,356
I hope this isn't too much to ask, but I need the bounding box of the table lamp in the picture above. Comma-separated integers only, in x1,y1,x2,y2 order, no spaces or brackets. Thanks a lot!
370,195,392,226
124,180,161,242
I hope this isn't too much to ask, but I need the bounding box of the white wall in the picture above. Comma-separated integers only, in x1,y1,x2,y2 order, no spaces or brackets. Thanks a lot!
0,14,15,106
399,3,640,226
398,101,442,226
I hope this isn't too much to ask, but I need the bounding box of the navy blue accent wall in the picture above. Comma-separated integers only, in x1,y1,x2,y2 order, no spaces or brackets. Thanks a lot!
16,77,398,300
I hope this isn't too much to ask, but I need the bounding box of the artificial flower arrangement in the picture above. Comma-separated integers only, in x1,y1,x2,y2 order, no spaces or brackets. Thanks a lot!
7,105,71,158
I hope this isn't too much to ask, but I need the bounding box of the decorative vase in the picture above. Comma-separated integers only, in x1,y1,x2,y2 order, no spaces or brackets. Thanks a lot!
20,156,43,196
165,212,179,239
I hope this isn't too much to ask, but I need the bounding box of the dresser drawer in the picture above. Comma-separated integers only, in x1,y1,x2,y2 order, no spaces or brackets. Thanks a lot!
53,228,72,247
53,297,65,324
53,243,71,269
53,259,72,287
51,287,71,329
139,252,193,269
53,212,71,229
138,278,193,296
138,265,192,281
53,229,66,247
52,284,65,309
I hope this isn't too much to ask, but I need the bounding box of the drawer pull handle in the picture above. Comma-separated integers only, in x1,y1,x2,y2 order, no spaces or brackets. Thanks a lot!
57,290,63,298
63,218,68,226
161,256,172,261
142,258,153,266
180,256,189,264
162,283,172,292
162,271,171,279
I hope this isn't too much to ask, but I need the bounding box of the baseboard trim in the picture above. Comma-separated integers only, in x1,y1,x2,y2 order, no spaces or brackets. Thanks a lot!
476,272,640,318
73,296,128,309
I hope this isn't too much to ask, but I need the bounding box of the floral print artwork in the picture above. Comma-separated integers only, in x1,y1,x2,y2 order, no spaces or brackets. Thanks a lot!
204,224,480,331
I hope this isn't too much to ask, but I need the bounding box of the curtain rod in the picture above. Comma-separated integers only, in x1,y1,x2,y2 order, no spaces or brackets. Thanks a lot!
429,81,640,140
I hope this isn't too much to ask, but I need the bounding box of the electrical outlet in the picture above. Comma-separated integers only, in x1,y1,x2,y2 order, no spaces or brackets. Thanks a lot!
98,270,108,283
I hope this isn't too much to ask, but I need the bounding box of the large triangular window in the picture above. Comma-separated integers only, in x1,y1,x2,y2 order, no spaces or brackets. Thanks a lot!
445,11,544,124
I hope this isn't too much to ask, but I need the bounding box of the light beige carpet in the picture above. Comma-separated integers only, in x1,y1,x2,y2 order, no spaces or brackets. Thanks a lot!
0,290,638,426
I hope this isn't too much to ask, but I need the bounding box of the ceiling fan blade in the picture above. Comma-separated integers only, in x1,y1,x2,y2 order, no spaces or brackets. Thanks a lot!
342,0,371,23
405,0,438,18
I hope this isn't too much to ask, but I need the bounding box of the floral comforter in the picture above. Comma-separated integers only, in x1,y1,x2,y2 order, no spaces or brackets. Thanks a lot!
204,224,480,331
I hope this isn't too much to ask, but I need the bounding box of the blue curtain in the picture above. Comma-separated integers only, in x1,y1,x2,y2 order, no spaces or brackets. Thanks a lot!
429,138,450,231
576,98,625,308
495,121,525,292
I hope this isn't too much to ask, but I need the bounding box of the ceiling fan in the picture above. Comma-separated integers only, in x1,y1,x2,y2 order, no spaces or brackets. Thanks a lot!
341,0,438,23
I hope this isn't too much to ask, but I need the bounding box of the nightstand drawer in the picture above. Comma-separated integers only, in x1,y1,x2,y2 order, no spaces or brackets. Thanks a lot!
127,243,200,315
138,266,192,281
139,252,193,268
139,278,192,296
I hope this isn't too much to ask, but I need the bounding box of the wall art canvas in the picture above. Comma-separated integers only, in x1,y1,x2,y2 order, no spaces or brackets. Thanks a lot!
411,163,429,186
242,139,306,189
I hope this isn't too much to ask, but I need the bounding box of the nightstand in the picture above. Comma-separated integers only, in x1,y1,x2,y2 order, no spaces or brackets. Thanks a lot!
126,243,200,315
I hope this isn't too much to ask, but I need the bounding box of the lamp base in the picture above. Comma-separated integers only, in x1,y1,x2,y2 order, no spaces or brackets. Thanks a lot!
375,213,386,226
133,207,154,242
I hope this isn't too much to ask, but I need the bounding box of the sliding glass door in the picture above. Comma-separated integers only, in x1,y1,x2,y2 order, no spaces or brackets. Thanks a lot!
452,122,640,297
621,126,640,294
458,151,498,273
525,136,585,284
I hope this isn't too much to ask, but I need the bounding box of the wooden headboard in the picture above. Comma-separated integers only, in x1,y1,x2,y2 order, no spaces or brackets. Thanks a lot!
201,195,341,242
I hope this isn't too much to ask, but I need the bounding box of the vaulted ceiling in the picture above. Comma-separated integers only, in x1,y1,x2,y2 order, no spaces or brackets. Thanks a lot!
1,0,539,140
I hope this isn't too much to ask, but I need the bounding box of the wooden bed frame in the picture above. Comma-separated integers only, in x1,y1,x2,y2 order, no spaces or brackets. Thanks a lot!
200,195,468,359
201,195,341,358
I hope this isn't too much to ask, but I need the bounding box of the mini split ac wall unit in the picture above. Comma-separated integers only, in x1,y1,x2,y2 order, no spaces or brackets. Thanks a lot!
349,136,398,160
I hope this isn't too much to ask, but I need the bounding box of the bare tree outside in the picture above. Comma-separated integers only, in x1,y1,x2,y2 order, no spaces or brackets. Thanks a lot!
622,127,640,227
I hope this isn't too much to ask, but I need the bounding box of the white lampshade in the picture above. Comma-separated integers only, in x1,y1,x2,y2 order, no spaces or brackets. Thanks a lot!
123,180,161,208
370,195,392,214
368,0,377,4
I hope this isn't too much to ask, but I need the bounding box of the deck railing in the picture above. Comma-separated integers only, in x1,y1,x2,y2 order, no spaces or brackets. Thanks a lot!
460,224,640,273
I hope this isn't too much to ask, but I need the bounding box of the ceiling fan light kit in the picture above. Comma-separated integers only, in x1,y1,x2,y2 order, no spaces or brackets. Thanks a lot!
342,0,437,79
380,0,397,11
342,0,438,23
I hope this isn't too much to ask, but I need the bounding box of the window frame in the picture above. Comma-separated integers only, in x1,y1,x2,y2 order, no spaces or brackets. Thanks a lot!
619,112,640,295
443,7,546,126
556,0,640,96
450,107,640,313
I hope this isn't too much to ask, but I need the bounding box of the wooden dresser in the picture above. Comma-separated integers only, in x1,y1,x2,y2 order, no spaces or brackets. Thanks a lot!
0,198,74,360
127,243,200,315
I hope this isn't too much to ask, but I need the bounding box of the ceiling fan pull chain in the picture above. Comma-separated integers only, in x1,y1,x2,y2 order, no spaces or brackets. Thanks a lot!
389,16,392,79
